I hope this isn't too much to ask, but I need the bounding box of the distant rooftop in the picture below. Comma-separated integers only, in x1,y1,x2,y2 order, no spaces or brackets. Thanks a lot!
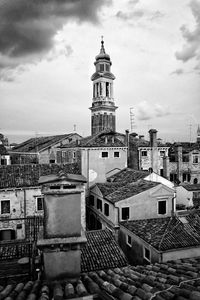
95,180,159,203
0,164,81,189
107,167,149,183
181,184,200,191
11,133,81,153
59,130,126,148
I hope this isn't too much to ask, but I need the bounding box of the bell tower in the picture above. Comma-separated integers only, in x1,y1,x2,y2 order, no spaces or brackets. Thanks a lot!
90,37,117,135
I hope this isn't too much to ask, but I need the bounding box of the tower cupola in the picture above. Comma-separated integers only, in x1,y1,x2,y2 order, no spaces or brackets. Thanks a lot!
90,37,117,135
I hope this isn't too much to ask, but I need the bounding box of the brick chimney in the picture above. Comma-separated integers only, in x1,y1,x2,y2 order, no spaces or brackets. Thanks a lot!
174,143,182,182
37,171,87,281
149,129,158,173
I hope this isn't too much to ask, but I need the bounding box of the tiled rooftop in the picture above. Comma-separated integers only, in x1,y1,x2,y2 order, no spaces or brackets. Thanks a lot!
0,164,80,189
107,168,149,183
11,133,80,153
0,145,8,155
59,130,126,148
96,180,159,204
1,257,200,299
182,184,200,191
121,210,200,251
81,229,128,272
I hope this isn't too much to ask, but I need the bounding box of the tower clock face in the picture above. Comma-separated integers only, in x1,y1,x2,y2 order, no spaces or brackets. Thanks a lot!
89,169,97,182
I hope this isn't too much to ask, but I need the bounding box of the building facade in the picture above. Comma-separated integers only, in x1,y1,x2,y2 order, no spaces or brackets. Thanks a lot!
0,164,80,241
167,143,200,184
10,133,81,164
56,131,128,188
87,179,174,236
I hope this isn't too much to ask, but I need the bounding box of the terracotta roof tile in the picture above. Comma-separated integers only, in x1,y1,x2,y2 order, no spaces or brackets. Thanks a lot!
11,134,80,153
121,210,200,251
81,229,128,272
182,184,200,191
0,164,81,189
1,257,200,299
60,131,126,148
107,168,149,183
96,180,160,203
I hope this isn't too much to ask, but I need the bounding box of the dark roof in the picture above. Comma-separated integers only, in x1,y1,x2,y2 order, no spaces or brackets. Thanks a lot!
1,257,200,299
39,171,87,184
182,184,200,191
107,168,149,183
96,180,160,203
59,130,126,148
0,145,8,155
169,142,200,152
81,229,128,272
11,133,80,153
121,211,200,251
0,164,81,189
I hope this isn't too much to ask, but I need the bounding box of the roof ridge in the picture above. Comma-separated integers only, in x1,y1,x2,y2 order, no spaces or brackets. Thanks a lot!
83,130,113,146
158,217,174,251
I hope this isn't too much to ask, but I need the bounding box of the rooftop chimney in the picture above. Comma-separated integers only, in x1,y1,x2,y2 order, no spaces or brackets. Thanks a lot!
149,129,158,147
149,129,158,173
37,172,87,281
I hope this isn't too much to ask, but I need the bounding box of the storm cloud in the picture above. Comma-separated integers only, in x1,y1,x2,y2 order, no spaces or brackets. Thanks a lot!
0,0,110,73
175,0,200,68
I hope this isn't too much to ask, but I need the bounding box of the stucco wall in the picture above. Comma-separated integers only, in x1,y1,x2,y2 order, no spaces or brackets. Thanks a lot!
115,184,174,221
81,147,127,186
89,186,118,226
162,247,200,262
176,186,193,207
119,226,159,265
0,187,43,240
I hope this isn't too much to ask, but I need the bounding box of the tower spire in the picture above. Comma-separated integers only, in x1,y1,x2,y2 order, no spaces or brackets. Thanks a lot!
90,39,118,135
100,36,105,54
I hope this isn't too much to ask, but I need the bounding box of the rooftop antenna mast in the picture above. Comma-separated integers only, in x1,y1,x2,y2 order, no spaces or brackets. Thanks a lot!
130,107,135,133
188,122,192,145
73,124,77,132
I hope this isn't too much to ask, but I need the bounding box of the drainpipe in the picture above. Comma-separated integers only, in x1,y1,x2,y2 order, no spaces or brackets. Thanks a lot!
86,148,90,195
125,130,129,167
171,187,176,216
23,188,26,218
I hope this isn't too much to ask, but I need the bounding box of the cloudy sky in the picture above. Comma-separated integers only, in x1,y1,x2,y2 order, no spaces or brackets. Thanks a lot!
0,0,200,143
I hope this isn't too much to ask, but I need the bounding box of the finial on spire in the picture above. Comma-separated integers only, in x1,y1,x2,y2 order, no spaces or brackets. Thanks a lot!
100,35,105,53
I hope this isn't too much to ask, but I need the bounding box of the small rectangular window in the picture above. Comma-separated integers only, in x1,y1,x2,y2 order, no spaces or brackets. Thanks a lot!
182,154,189,162
158,200,166,215
160,151,165,157
193,155,199,164
100,64,104,72
49,159,55,164
141,151,147,157
97,199,102,211
104,203,109,216
89,195,94,206
36,197,44,211
144,247,150,262
122,207,130,220
126,235,132,247
1,200,10,214
114,151,120,158
102,151,108,158
170,173,177,182
106,64,110,72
